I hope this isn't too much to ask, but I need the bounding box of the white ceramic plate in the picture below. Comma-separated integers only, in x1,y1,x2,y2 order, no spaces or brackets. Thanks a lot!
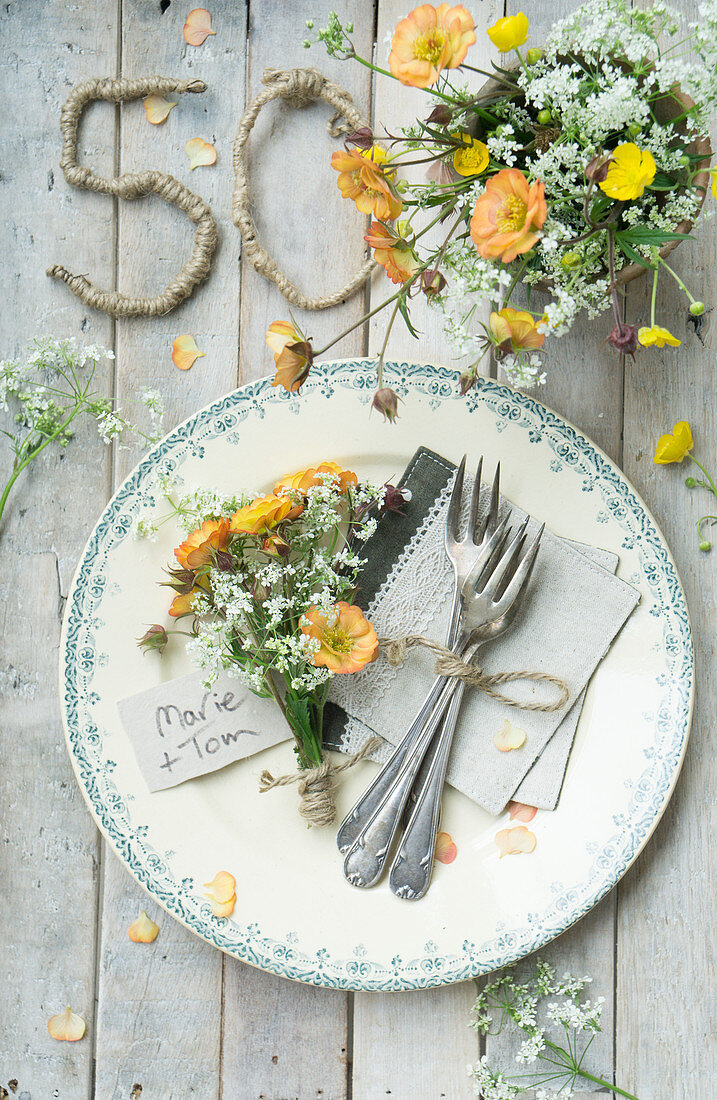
60,360,693,991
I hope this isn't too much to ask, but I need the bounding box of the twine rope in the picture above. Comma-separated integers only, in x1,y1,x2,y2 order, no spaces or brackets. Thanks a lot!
232,66,375,310
258,735,382,828
381,635,571,713
47,76,218,317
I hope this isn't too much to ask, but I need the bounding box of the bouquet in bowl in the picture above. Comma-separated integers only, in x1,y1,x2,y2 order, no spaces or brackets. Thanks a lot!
268,0,716,400
139,462,394,823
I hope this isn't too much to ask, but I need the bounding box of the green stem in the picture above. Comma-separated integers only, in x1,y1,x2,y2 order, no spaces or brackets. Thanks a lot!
376,297,402,389
0,404,82,528
687,454,717,498
657,254,698,305
650,260,659,328
350,51,457,103
542,1040,639,1099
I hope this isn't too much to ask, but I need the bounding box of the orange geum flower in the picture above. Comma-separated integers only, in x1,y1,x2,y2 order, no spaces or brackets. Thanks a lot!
389,4,476,88
300,602,379,674
275,462,358,496
266,320,314,393
174,518,230,571
489,307,545,354
364,222,422,285
169,583,207,618
470,168,547,263
229,494,295,535
330,149,403,221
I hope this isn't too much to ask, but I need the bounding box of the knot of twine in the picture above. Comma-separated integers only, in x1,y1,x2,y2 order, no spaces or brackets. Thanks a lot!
47,76,218,318
232,66,375,310
258,736,381,828
381,636,570,713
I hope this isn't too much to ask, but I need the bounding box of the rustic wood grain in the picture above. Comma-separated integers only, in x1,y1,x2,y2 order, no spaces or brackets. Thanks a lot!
0,2,119,1095
92,2,248,1096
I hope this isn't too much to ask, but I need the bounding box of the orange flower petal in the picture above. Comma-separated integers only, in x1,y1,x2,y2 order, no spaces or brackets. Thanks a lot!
210,893,236,918
204,870,236,904
434,831,457,864
508,801,538,823
143,94,177,125
493,719,527,752
48,1007,86,1042
172,334,205,371
495,825,537,857
128,910,159,943
183,7,216,45
185,137,217,170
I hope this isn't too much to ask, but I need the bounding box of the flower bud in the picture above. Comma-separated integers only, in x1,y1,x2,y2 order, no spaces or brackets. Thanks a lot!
371,387,400,423
699,540,712,552
585,152,612,184
214,549,235,572
396,218,412,239
421,268,447,298
678,154,690,167
380,483,412,515
627,122,642,137
537,108,552,125
346,126,374,150
137,625,169,655
689,301,705,316
250,577,269,603
426,104,453,126
261,534,291,558
526,47,542,64
459,371,477,395
685,476,697,488
606,322,640,357
560,250,581,270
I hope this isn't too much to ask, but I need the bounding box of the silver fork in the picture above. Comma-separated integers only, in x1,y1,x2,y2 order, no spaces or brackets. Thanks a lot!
335,457,502,857
341,517,539,890
389,518,542,900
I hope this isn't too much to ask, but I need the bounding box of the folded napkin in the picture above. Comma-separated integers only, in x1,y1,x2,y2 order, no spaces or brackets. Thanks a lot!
324,448,640,816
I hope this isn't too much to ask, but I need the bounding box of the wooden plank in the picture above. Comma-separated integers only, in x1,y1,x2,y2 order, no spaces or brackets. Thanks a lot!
92,2,248,1095
617,43,716,1091
221,4,375,1096
0,2,119,1095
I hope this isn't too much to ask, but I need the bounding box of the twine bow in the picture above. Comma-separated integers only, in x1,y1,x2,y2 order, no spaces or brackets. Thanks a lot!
232,66,375,310
47,76,218,317
381,636,571,713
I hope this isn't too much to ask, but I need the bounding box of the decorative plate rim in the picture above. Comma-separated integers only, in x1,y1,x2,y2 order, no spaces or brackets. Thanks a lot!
59,359,694,991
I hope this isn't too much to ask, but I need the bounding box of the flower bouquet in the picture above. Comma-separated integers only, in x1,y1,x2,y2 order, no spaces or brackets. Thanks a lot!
139,462,392,823
268,0,716,400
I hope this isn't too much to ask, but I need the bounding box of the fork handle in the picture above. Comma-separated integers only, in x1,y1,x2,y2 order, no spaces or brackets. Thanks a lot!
342,674,461,888
388,680,467,900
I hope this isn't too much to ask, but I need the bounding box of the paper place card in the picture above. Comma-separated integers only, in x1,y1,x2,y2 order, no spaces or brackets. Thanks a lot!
117,670,291,792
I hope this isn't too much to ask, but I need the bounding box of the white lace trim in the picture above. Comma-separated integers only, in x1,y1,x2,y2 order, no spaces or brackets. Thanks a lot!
328,480,455,748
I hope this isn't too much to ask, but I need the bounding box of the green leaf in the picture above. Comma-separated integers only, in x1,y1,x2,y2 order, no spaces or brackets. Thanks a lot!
617,227,693,244
615,237,652,267
398,293,421,339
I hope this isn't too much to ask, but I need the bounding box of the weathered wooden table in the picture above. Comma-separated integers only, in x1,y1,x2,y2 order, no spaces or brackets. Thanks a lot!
1,1,714,1097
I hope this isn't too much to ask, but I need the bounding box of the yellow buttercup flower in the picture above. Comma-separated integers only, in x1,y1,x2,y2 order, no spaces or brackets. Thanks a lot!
654,421,693,464
638,325,681,348
453,134,490,177
710,168,717,199
599,143,656,201
487,12,529,52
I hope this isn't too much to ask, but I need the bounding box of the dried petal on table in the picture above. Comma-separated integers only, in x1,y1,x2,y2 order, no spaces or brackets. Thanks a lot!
204,870,236,904
493,718,527,752
143,94,177,125
48,1006,86,1042
434,831,457,864
508,801,537,823
185,137,217,170
495,826,537,858
183,7,216,45
128,910,159,943
172,334,205,371
210,893,236,918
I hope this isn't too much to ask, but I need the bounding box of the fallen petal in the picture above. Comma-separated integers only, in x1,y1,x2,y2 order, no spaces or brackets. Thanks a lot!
183,7,216,45
211,893,236,918
204,870,236,904
185,137,217,170
493,719,527,752
48,1007,86,1042
508,801,538,823
434,831,457,864
495,826,537,858
144,94,177,125
172,334,205,371
128,910,159,943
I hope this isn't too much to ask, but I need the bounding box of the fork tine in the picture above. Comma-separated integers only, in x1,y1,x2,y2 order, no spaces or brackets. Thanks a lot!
480,517,529,602
496,523,544,611
465,514,511,594
475,461,501,543
445,455,466,545
468,455,484,544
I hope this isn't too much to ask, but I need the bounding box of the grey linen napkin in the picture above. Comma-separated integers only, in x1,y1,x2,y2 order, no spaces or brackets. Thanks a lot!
324,448,640,815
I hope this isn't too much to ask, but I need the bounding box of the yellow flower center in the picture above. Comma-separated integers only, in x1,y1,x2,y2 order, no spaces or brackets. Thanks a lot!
414,29,445,64
496,195,528,232
324,626,354,654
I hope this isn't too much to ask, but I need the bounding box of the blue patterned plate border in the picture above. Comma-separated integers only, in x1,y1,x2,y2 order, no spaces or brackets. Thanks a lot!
59,360,693,991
